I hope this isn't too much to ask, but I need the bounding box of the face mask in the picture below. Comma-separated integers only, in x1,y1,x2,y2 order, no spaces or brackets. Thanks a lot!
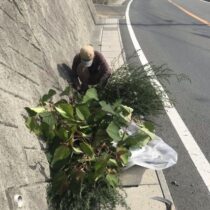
81,59,93,67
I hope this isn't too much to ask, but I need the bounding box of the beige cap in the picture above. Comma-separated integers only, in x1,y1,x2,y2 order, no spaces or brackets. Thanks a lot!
80,45,94,61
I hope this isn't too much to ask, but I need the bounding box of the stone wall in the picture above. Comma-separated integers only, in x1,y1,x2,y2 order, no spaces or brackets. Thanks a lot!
93,0,121,4
0,0,95,209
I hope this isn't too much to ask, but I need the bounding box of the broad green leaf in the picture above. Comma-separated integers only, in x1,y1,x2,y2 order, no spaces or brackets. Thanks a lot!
94,155,110,178
143,121,155,132
112,99,122,110
55,103,73,119
40,112,56,129
121,105,133,115
117,147,131,166
99,101,115,114
82,88,99,103
95,160,107,174
41,89,56,102
117,105,133,123
60,86,71,96
80,142,94,157
79,125,92,137
51,145,71,166
93,110,106,122
56,127,68,141
123,132,151,148
54,99,68,106
108,158,118,167
69,169,85,194
120,153,130,165
25,117,42,136
118,113,131,124
94,129,109,141
41,122,55,140
106,121,121,142
73,147,83,154
106,174,119,187
52,170,69,195
76,104,90,120
30,107,46,114
95,155,110,171
68,125,77,139
25,107,37,117
140,123,155,139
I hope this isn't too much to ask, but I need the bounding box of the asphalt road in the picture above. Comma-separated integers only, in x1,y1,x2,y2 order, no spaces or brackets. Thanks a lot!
119,0,210,209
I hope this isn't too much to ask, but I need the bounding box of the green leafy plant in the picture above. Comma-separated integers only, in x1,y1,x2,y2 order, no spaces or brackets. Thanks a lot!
25,87,154,210
98,63,189,116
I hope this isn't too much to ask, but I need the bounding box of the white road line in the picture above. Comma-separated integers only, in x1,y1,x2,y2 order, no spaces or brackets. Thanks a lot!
126,0,210,193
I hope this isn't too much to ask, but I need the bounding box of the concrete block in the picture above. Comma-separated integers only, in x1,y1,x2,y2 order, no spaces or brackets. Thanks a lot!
119,167,160,187
0,159,30,189
141,169,160,185
0,91,30,125
105,18,119,24
116,185,165,210
0,66,41,102
101,43,121,51
119,166,146,187
5,183,48,210
24,148,50,182
103,31,119,38
0,183,10,210
0,124,49,188
0,125,31,188
102,51,122,59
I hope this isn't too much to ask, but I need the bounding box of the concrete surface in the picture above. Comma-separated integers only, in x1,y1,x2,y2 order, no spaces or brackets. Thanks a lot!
93,0,127,5
0,0,96,209
116,170,165,210
94,2,127,18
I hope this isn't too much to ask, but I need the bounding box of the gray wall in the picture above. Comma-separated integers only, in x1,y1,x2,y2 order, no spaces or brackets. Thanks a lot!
93,0,119,4
0,0,95,209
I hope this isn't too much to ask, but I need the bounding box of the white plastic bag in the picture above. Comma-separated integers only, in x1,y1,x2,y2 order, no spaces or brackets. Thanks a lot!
125,135,178,170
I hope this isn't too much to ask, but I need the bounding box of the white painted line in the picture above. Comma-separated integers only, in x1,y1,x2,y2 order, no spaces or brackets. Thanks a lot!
126,0,210,193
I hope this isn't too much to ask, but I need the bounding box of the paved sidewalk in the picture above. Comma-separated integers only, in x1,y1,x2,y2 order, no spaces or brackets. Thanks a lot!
101,19,125,70
91,18,175,210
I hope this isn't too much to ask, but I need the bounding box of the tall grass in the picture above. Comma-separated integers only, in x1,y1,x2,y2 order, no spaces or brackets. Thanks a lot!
98,63,189,116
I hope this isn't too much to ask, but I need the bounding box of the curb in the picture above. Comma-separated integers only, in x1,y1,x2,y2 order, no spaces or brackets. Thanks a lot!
116,19,126,65
156,171,176,210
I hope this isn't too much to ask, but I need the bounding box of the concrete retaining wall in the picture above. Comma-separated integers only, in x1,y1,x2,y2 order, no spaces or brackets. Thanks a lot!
0,0,95,209
93,0,121,4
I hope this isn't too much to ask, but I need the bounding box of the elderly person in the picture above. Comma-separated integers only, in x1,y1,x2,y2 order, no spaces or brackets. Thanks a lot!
71,45,112,92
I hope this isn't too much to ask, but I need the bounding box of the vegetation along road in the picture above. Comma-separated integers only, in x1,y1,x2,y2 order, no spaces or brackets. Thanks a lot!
120,0,210,209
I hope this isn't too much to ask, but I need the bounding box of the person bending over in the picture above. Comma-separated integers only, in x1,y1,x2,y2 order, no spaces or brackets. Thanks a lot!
71,45,112,92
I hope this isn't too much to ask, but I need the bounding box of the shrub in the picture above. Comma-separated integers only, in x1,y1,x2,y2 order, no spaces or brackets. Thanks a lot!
25,87,154,210
98,63,189,116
